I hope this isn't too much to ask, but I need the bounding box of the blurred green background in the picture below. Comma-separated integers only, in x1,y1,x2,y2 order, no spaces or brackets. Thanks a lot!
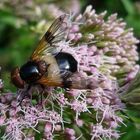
0,0,140,139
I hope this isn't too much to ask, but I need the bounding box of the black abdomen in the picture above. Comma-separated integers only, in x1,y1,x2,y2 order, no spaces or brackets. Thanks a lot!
55,52,77,73
55,52,78,88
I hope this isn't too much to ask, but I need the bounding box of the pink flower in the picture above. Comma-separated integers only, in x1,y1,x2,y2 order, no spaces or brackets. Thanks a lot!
0,5,139,140
91,124,120,140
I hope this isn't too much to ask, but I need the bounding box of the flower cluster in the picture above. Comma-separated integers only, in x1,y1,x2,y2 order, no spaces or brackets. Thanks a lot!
0,0,80,26
0,5,139,140
66,5,139,84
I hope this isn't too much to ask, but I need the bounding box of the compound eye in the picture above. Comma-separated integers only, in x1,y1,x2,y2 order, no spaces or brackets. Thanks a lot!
11,67,25,89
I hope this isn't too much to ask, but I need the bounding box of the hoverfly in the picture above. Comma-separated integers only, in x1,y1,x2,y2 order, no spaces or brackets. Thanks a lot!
11,15,78,99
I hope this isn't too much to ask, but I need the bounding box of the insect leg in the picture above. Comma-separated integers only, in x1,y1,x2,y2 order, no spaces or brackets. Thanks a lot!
38,84,46,106
17,85,31,106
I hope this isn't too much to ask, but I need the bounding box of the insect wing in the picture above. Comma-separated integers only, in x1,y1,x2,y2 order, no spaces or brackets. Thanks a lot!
31,15,67,61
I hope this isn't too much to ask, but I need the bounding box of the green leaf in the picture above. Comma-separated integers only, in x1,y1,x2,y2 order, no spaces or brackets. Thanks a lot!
121,0,135,15
119,121,140,140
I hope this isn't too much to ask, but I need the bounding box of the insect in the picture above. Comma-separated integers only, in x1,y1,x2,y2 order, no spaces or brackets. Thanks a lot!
11,15,78,98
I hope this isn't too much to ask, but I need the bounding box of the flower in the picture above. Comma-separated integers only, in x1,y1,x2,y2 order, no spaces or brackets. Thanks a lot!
90,123,120,140
0,0,80,28
0,5,139,140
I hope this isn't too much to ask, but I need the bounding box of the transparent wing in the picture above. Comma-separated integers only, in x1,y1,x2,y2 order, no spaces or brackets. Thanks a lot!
30,15,67,61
